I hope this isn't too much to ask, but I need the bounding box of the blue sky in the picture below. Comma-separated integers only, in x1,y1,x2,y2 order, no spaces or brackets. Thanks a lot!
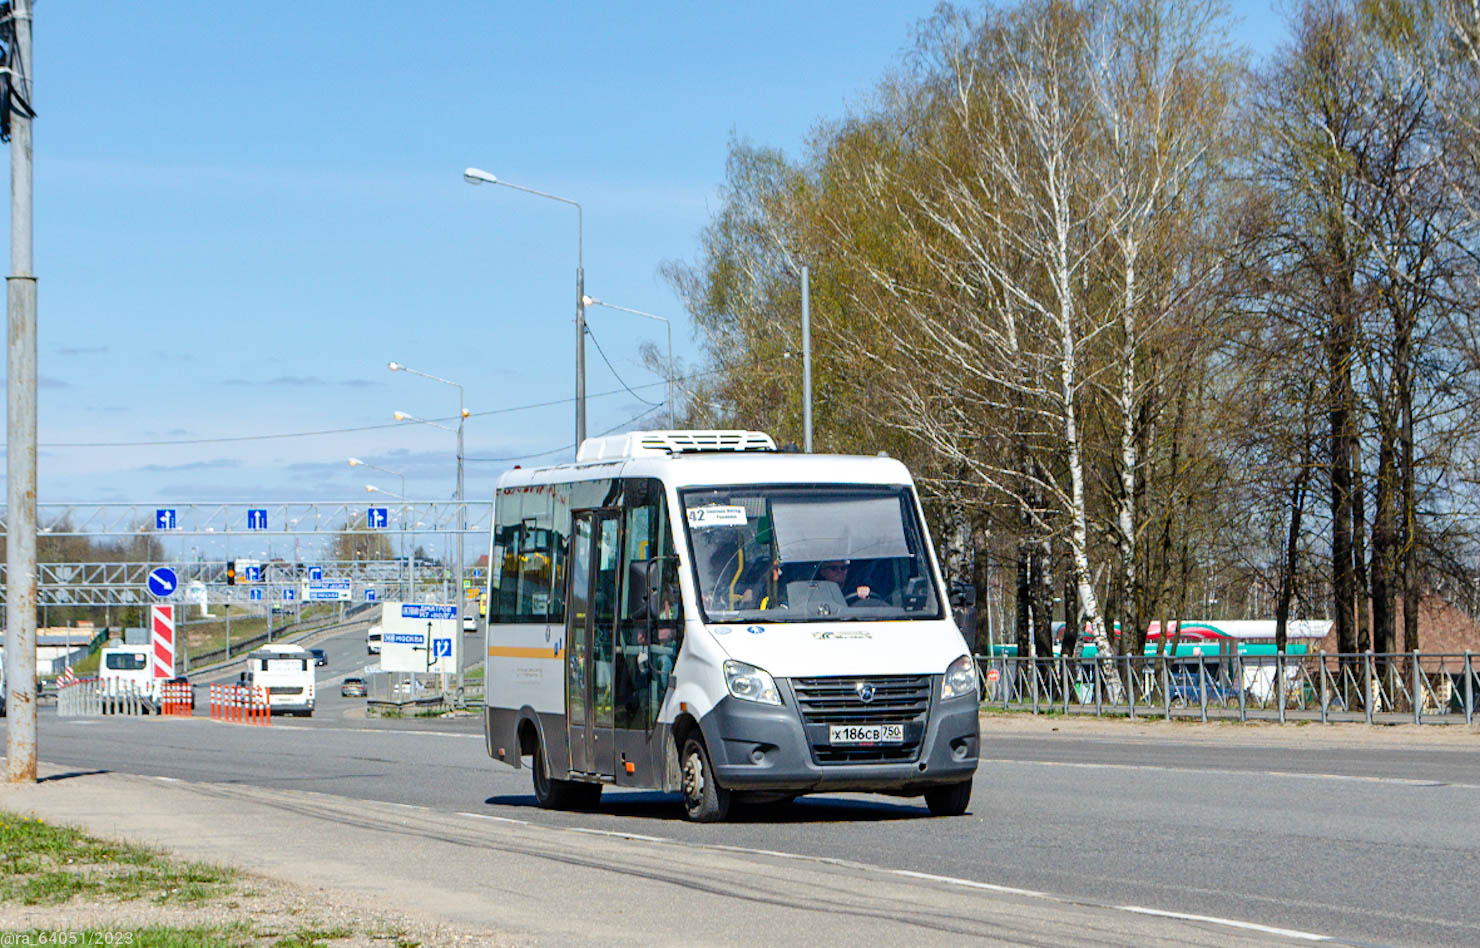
13,0,1287,528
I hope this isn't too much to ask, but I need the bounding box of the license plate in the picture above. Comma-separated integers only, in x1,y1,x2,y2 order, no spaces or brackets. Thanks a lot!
828,723,904,744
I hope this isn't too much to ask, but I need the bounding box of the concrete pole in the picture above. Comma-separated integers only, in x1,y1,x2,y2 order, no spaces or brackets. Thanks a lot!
6,0,36,784
575,205,585,453
456,388,465,704
801,265,812,453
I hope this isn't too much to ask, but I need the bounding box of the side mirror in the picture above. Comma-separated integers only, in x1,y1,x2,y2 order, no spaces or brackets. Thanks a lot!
645,559,664,617
949,582,977,608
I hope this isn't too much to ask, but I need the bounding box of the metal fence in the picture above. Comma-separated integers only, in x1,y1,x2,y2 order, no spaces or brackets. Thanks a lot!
974,650,1479,725
364,671,453,714
57,678,155,717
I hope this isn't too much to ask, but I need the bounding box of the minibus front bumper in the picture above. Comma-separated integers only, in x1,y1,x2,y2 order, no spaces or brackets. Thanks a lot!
698,676,979,793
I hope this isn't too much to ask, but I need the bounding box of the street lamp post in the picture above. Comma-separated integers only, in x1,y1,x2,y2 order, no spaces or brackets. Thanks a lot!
354,458,410,597
388,371,469,705
581,295,675,428
462,167,586,451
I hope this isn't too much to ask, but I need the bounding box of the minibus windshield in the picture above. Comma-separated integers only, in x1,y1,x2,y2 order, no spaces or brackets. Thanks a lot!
681,484,942,623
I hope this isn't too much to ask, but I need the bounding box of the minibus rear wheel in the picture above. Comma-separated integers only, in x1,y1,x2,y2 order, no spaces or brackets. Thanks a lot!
923,779,973,816
680,736,731,822
532,740,602,810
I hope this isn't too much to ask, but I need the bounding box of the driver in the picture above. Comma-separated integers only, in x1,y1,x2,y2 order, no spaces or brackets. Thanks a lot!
818,559,873,602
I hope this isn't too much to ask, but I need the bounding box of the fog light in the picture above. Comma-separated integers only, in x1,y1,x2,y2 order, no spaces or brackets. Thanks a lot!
750,747,765,764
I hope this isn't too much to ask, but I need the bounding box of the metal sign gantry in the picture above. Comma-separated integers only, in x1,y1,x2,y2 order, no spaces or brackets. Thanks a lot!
0,500,490,537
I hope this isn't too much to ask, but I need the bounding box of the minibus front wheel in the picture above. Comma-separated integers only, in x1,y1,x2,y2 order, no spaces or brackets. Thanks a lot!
680,736,731,822
923,779,973,816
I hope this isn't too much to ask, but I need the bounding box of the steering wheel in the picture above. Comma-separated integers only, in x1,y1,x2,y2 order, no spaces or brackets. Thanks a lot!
845,591,889,607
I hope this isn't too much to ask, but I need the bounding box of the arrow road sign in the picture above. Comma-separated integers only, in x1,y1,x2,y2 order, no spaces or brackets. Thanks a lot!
365,589,377,602
432,637,452,659
250,588,263,601
244,565,261,582
283,587,296,601
155,508,177,530
367,506,388,529
146,567,178,598
247,508,268,530
307,566,323,581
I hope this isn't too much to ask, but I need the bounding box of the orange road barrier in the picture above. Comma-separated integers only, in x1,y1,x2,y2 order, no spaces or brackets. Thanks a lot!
209,683,271,726
160,681,193,717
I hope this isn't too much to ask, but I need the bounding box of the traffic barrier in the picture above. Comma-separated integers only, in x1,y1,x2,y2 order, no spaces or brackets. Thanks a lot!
160,681,193,717
58,678,153,717
208,683,271,726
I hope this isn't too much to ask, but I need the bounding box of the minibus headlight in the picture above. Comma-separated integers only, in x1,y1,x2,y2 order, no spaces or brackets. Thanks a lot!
942,654,978,701
723,660,781,706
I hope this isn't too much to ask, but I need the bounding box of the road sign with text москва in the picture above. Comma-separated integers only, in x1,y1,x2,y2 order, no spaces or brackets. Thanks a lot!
378,601,460,674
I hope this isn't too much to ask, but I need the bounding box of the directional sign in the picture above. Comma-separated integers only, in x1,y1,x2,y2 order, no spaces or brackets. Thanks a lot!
246,508,268,530
364,588,377,602
244,565,262,582
146,567,178,598
379,601,460,673
282,587,295,601
367,506,389,529
307,566,323,581
250,588,263,601
305,579,351,601
154,508,177,530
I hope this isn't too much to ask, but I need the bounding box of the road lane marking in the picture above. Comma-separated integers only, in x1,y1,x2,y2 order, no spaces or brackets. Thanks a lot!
977,756,1480,790
450,810,1338,943
1116,905,1330,941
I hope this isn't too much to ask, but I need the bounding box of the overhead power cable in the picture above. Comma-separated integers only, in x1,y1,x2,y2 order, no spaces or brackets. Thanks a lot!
584,324,663,408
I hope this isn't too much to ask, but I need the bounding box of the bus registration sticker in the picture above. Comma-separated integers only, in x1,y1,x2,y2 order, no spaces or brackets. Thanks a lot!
828,724,904,745
687,505,747,527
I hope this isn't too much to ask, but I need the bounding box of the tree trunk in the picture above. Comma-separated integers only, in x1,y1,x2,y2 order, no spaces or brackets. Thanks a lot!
1371,432,1398,656
1274,459,1310,654
1351,437,1372,653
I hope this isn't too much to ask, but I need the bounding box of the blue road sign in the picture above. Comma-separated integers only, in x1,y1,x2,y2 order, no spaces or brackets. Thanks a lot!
247,508,268,530
307,566,323,581
365,589,377,602
367,506,388,529
250,588,263,601
244,565,261,582
146,567,178,598
155,509,177,530
283,587,296,601
400,603,457,620
432,638,452,658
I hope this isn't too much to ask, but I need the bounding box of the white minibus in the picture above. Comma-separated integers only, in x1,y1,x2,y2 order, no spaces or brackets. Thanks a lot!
482,430,979,821
244,643,315,715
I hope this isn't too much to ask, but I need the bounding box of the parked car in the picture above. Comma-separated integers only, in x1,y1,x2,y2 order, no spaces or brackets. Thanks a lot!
310,648,327,667
340,677,367,698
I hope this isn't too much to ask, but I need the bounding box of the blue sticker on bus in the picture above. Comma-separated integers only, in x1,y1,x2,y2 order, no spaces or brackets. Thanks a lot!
746,625,765,635
713,626,731,636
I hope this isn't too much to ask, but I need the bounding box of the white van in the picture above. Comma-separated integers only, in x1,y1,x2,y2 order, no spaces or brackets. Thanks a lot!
483,430,980,821
366,624,382,655
244,644,315,715
99,643,162,706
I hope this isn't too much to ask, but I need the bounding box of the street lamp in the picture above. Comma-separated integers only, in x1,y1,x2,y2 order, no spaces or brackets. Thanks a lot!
462,166,586,451
390,364,469,704
352,458,411,597
581,295,675,428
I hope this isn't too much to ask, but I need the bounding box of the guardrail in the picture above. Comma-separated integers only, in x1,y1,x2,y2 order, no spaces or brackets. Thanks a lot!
974,650,1478,725
57,678,155,717
209,683,270,725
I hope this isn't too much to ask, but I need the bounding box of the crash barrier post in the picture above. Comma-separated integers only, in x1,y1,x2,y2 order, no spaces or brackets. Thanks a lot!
161,681,193,717
210,683,268,725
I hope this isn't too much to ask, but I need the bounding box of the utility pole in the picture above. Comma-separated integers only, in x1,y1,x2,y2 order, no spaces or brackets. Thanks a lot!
801,265,812,453
5,0,37,784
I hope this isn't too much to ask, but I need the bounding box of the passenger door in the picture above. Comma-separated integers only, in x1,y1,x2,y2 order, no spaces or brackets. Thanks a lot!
564,509,620,777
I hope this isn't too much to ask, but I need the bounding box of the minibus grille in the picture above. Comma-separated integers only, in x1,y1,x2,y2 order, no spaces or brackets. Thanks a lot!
268,686,303,696
792,675,930,723
790,675,932,765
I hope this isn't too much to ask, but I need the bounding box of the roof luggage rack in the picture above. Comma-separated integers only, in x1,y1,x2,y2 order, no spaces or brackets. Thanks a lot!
577,430,777,462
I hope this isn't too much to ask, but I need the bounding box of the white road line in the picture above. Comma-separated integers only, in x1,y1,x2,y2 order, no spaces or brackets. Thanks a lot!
452,811,1336,943
155,776,179,782
1117,905,1330,941
977,756,1480,790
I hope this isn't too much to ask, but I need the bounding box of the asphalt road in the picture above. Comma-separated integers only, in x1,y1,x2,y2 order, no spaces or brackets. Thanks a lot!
6,624,1477,946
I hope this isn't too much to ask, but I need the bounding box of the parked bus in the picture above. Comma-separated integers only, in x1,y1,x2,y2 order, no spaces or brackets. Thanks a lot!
244,644,315,715
483,430,980,822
